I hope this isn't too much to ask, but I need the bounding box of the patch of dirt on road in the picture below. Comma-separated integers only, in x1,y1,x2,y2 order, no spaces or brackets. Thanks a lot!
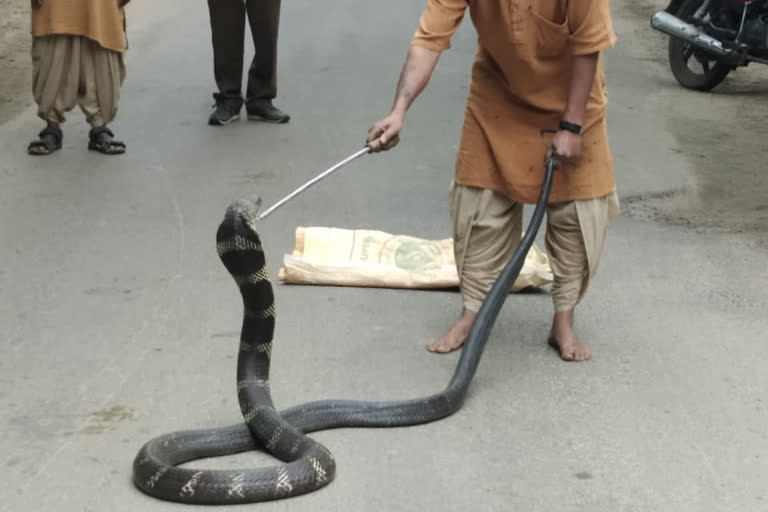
0,0,33,125
622,0,768,247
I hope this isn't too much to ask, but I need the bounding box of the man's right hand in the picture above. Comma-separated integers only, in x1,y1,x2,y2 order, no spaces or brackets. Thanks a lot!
366,112,404,153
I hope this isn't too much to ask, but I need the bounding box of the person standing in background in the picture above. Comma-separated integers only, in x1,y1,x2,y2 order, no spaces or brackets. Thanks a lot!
207,0,290,126
28,0,130,156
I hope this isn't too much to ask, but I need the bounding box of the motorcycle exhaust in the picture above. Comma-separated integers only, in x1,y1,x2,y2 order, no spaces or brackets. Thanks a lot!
651,11,734,59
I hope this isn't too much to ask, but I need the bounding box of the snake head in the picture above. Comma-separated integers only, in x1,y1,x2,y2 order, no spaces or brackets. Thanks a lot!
217,195,265,254
222,196,263,234
228,195,262,220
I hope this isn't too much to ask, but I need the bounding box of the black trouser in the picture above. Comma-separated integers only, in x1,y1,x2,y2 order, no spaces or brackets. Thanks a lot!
207,0,281,109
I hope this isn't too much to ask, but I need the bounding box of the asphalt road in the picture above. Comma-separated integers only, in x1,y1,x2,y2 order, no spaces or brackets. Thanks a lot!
1,1,766,511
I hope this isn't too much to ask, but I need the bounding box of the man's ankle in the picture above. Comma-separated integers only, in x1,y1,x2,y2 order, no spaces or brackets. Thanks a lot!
552,310,575,332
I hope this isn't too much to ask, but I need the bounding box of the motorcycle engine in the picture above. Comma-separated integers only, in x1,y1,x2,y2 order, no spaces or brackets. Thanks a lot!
740,16,768,49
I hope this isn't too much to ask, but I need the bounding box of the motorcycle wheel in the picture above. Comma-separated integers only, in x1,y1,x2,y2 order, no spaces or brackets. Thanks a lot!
668,0,733,91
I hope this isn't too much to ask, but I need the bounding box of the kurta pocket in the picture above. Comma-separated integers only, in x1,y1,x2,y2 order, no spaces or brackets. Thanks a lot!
529,8,569,58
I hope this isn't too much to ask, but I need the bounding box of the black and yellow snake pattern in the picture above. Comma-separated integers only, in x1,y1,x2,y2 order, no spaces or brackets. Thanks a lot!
132,159,553,505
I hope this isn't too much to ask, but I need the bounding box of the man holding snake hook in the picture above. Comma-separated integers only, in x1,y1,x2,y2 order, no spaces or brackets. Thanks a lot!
366,0,621,361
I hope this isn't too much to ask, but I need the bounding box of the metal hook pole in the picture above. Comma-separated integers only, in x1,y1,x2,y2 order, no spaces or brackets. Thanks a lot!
257,147,371,221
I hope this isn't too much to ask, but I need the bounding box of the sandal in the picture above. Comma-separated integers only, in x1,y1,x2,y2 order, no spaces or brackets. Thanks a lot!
88,126,126,155
28,125,63,156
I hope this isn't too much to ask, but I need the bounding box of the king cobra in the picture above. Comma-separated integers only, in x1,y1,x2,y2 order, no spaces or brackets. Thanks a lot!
132,159,555,504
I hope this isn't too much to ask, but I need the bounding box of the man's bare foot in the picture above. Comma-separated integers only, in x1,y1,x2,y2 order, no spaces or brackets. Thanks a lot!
548,310,590,362
426,308,477,354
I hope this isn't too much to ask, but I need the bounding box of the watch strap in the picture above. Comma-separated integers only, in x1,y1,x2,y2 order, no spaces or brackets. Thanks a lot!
559,120,583,135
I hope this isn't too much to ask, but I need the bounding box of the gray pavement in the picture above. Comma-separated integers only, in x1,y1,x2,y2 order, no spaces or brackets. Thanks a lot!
1,1,767,511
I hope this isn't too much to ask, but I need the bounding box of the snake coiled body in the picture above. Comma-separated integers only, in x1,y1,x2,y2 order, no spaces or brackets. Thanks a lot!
132,161,554,504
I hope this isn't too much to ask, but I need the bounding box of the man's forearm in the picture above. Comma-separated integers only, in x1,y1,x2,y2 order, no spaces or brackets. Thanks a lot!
391,45,440,117
563,52,599,125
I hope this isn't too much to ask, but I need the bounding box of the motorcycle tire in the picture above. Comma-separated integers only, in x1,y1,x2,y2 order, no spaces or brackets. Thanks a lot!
668,0,733,91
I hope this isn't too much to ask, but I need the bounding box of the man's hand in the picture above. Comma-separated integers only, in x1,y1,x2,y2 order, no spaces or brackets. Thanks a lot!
366,112,404,152
549,129,583,167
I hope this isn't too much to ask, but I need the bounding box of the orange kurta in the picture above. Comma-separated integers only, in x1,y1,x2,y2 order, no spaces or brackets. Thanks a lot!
32,0,127,53
412,0,618,204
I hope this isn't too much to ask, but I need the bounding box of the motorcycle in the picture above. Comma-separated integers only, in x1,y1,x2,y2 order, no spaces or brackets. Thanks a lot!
651,0,768,90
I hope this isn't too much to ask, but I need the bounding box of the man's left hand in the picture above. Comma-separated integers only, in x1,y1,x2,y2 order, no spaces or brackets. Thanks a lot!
549,129,582,167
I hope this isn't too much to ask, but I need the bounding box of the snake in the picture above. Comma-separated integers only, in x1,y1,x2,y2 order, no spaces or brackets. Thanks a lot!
131,159,555,505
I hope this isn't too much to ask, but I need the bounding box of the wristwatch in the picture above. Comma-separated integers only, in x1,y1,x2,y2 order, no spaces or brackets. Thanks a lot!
559,120,583,135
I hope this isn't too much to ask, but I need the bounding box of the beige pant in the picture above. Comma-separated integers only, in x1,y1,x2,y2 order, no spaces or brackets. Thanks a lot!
32,35,126,127
451,183,620,312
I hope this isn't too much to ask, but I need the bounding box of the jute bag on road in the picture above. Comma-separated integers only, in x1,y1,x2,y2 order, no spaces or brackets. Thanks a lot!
278,226,553,292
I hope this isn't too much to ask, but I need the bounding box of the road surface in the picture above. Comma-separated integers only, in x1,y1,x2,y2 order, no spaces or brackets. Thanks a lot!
0,1,766,511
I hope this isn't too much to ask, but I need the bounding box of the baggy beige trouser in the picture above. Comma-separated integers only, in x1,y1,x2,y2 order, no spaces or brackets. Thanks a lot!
451,183,620,312
32,35,126,127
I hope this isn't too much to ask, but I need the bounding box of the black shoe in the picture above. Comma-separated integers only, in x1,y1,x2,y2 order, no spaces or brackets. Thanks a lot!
208,102,241,126
247,101,290,124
